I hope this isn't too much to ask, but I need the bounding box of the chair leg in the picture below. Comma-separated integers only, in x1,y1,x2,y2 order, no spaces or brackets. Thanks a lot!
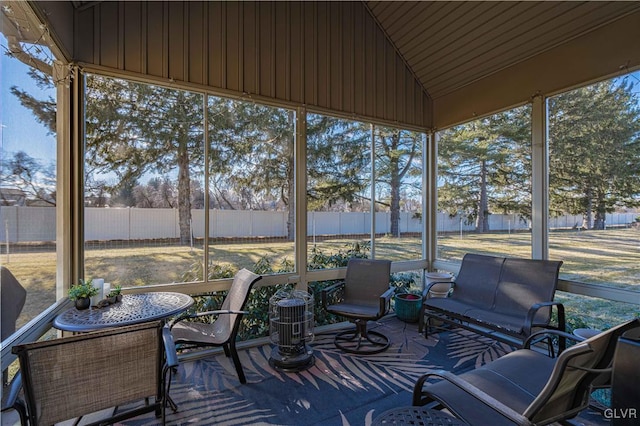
547,336,556,358
334,320,390,355
229,341,246,384
423,315,431,338
163,364,178,413
11,401,28,426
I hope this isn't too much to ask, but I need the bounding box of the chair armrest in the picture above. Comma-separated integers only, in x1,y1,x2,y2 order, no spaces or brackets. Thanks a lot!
162,326,179,369
1,371,22,411
422,281,455,299
522,329,583,350
380,287,395,313
1,370,27,425
381,287,395,300
412,369,534,426
191,309,249,317
169,310,248,328
321,281,345,308
524,301,566,351
524,301,564,330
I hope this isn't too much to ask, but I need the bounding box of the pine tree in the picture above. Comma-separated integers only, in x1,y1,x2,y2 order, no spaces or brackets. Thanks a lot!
438,107,531,232
549,78,640,229
374,126,422,237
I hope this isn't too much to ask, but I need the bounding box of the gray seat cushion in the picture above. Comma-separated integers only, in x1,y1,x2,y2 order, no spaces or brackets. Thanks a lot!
464,309,525,334
423,350,556,426
422,298,479,317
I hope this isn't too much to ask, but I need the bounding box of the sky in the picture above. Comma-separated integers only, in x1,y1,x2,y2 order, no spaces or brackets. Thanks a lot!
1,33,57,165
2,31,640,173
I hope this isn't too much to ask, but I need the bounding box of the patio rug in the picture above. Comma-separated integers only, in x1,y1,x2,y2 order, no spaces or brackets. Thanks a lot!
119,317,514,426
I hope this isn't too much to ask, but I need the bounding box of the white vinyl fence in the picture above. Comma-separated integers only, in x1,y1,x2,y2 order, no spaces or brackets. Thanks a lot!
1,206,637,243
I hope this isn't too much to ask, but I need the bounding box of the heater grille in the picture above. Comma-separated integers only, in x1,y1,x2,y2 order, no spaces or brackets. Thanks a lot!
269,289,315,371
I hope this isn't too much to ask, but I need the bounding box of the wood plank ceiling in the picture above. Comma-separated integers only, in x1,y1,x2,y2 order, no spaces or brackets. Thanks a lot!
365,1,640,101
9,1,640,129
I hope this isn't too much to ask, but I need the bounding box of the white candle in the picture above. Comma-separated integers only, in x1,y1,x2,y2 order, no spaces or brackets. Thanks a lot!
103,283,111,297
92,278,104,306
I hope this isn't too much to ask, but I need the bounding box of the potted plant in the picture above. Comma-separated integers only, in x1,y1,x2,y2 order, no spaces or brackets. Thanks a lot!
107,284,123,303
391,272,423,323
394,291,422,322
425,272,453,299
69,279,99,310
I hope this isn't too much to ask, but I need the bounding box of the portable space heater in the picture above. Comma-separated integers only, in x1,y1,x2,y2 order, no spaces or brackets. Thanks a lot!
269,289,315,371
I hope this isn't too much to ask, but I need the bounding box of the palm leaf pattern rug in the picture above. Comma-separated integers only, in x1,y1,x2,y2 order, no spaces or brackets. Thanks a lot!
121,318,512,425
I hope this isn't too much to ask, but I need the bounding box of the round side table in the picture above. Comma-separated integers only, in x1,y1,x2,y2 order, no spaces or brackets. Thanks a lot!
573,328,601,340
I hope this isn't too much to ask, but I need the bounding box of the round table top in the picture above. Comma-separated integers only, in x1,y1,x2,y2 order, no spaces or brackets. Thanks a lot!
373,407,466,426
573,328,601,340
53,292,194,332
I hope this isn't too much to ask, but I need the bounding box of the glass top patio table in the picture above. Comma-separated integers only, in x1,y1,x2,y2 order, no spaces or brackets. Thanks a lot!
53,292,194,332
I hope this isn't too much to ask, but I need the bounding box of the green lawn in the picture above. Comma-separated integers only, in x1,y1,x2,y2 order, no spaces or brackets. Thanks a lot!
4,228,639,331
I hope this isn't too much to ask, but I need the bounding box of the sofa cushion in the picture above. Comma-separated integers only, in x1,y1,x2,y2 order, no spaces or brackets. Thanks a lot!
450,254,504,309
494,258,563,323
421,350,557,426
422,298,479,317
464,308,526,334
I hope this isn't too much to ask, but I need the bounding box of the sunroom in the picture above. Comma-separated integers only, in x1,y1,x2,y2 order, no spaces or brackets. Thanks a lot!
1,1,639,425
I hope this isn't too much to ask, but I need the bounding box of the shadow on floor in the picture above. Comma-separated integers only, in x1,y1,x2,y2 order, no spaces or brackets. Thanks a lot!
1,317,610,426
124,317,516,425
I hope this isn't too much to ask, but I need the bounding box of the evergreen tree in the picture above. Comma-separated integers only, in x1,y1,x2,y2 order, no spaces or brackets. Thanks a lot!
306,115,371,212
438,107,531,232
374,126,422,237
549,78,640,229
85,75,204,244
206,99,296,238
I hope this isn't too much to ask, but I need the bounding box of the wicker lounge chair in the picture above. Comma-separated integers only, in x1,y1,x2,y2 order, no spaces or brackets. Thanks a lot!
412,318,640,426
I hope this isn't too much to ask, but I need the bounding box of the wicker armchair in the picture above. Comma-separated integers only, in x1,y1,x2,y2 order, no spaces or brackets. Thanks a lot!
5,321,176,425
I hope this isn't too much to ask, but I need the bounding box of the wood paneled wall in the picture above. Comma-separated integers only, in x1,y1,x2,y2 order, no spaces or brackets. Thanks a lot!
71,1,431,129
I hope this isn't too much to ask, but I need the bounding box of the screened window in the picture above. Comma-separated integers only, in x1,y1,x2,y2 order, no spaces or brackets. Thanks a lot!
0,32,58,330
84,76,205,286
373,126,423,261
84,76,296,286
306,114,372,268
436,106,532,261
548,72,640,329
206,97,295,277
306,114,425,268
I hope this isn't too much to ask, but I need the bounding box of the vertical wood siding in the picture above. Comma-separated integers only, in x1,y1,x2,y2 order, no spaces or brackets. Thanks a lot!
73,1,431,129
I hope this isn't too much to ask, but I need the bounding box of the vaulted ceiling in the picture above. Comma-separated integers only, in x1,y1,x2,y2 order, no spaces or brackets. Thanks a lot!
367,1,640,128
4,1,640,129
366,1,640,101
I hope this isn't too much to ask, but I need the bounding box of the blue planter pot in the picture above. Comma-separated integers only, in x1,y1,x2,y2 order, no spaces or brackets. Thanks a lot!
394,293,422,323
